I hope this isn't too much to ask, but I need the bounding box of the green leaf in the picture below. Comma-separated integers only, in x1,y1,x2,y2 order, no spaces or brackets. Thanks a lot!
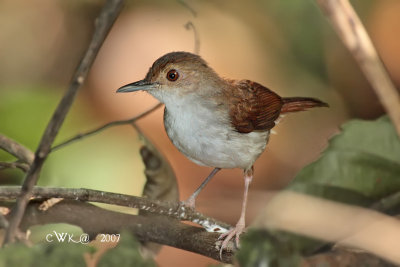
238,116,400,264
290,116,400,204
0,231,155,267
329,116,400,162
236,229,304,267
0,242,88,267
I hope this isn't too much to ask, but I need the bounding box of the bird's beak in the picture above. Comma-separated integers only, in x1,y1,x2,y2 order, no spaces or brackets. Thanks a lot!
116,80,155,93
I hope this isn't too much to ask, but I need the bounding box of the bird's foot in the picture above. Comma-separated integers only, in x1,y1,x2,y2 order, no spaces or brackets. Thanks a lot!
180,196,196,210
218,222,245,259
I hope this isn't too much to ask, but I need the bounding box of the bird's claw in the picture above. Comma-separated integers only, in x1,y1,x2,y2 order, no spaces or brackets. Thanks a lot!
217,224,245,260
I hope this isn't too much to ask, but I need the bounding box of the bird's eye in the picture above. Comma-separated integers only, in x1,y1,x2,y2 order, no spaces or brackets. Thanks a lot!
166,69,179,81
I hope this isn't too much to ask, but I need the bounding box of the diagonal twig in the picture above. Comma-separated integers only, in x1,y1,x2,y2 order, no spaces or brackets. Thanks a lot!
0,162,30,172
178,0,197,17
51,103,162,152
316,0,400,137
0,134,34,165
3,0,125,244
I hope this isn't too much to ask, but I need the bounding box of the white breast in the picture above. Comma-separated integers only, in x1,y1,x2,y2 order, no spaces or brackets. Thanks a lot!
162,95,269,170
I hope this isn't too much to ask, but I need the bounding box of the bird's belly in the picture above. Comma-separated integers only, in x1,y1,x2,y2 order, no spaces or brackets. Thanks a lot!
164,113,269,169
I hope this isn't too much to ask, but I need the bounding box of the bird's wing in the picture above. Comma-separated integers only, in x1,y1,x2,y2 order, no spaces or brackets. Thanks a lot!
228,80,283,133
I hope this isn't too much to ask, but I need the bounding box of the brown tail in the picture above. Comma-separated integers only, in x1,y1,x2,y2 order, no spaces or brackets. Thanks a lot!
281,97,328,114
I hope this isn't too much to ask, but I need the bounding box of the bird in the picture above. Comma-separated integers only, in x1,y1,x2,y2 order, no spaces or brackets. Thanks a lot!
116,51,328,253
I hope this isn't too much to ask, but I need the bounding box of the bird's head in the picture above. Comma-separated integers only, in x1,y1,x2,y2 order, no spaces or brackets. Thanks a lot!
117,51,220,103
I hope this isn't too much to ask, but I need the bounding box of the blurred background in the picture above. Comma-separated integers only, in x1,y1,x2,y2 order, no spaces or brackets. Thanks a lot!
0,0,399,266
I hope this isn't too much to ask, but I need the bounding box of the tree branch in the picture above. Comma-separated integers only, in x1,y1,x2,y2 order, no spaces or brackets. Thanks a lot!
316,0,400,137
0,162,30,172
0,186,230,234
0,134,34,165
4,0,125,244
2,194,395,265
51,103,163,152
2,200,234,263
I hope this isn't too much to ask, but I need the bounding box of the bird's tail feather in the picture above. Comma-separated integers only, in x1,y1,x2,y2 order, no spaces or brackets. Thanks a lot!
281,97,328,113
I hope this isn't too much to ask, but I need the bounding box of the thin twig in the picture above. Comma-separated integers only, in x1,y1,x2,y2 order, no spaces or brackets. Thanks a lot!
316,0,400,137
4,0,125,244
0,186,230,233
0,162,30,172
178,0,197,17
179,0,199,55
51,103,162,152
184,21,200,55
0,134,34,164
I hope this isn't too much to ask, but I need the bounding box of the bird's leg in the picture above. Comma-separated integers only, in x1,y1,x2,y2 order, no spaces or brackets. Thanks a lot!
218,166,253,257
182,167,221,209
